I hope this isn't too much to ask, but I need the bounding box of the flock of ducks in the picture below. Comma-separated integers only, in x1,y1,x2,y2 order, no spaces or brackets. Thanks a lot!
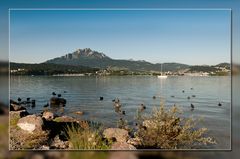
16,87,223,114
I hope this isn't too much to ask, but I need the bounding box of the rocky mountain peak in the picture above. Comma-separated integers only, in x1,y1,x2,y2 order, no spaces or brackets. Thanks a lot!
64,48,110,60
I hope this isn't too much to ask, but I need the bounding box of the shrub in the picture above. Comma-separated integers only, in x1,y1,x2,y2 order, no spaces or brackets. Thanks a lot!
135,103,216,149
64,121,111,150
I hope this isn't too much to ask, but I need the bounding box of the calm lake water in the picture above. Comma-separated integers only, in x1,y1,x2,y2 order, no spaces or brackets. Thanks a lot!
10,76,231,149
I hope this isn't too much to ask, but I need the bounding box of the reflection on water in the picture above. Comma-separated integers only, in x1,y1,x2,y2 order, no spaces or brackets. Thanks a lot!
10,75,231,149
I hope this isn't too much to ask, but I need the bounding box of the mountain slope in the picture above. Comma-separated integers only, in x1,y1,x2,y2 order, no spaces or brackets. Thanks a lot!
45,48,189,72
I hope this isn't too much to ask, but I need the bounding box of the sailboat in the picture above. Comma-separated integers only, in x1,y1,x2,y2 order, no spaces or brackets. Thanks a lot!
157,63,168,79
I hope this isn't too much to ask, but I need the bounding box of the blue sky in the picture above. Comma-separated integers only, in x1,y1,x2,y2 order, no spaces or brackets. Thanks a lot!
10,9,231,65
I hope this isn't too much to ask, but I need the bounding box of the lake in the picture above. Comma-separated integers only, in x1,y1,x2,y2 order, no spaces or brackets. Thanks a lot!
10,75,231,149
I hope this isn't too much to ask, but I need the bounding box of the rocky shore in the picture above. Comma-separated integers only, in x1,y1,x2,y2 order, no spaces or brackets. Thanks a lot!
9,98,140,150
9,95,216,150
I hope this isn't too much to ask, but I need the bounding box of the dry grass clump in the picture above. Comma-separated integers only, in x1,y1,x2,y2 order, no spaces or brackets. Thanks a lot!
135,103,216,149
64,121,111,149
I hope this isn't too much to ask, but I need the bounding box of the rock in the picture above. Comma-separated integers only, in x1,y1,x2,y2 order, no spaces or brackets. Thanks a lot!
50,97,66,106
54,116,76,123
127,137,142,146
17,115,44,133
42,111,55,120
39,145,50,150
10,103,26,111
111,142,136,150
103,128,129,142
10,110,29,119
74,111,84,115
50,135,69,149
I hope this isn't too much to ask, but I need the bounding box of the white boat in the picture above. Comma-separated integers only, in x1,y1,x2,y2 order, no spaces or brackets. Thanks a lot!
158,75,168,78
157,63,168,79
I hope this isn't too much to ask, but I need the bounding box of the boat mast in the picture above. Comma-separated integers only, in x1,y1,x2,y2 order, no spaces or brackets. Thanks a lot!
161,63,163,75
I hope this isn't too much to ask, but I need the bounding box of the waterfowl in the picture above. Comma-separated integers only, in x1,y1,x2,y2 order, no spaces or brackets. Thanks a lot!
63,91,67,93
112,98,120,103
152,96,156,99
57,94,62,98
218,102,222,106
182,90,185,93
187,96,191,100
17,97,21,103
190,88,194,90
99,97,104,101
192,95,196,98
26,97,30,101
31,100,36,105
140,104,146,111
122,110,126,115
190,103,194,109
43,103,49,107
171,95,175,98
52,92,56,96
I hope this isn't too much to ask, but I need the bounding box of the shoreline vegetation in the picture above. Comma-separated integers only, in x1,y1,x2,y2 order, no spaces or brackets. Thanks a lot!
9,95,216,150
10,62,230,76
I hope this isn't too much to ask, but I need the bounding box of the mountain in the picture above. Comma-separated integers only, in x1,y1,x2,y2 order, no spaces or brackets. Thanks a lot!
45,48,189,72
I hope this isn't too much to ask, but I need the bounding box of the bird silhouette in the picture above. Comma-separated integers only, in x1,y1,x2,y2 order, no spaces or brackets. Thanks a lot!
140,104,146,112
218,102,222,106
43,103,49,107
191,103,194,109
52,92,56,96
17,97,21,102
99,97,104,101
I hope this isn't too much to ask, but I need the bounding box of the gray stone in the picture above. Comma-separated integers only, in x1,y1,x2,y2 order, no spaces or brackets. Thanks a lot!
103,128,129,142
17,115,44,133
50,135,69,149
111,142,136,150
10,103,26,111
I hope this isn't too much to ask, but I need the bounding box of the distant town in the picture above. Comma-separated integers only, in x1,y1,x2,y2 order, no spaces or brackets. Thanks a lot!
10,62,230,76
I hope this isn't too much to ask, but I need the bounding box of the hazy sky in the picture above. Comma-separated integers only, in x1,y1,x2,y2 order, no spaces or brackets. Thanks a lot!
10,9,231,65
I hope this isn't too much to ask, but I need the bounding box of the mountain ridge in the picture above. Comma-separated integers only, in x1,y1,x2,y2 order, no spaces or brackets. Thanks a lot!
45,48,192,72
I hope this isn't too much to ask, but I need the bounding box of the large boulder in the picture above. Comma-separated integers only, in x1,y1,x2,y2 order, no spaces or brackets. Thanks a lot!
103,128,129,142
111,142,136,150
17,115,44,133
42,111,55,120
